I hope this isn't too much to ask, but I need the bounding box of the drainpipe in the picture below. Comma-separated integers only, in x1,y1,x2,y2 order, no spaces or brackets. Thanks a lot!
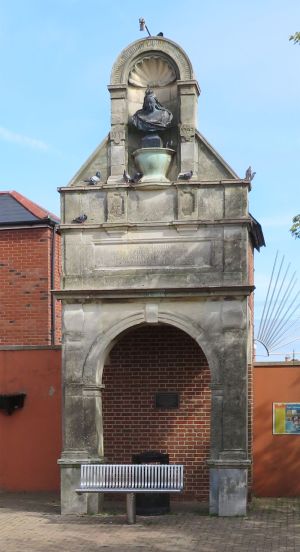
50,223,57,346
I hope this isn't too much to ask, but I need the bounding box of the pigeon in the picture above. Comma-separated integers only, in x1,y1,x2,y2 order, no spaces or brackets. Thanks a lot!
245,166,256,181
131,172,143,183
157,32,164,37
123,170,143,183
83,171,101,185
178,170,193,181
123,170,131,183
72,214,87,224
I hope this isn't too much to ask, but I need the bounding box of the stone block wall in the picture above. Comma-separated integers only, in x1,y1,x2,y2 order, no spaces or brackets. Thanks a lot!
57,35,257,516
102,325,211,501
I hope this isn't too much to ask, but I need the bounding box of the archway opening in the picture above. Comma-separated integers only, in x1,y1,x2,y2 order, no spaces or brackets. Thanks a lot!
102,323,211,501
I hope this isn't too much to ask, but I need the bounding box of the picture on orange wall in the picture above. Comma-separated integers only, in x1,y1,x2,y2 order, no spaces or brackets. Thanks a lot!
273,403,300,434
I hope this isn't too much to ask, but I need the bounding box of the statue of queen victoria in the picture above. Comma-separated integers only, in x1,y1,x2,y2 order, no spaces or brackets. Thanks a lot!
131,87,173,132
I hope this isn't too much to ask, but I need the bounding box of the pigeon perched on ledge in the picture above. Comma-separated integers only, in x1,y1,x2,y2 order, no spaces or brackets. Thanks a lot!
245,166,256,181
123,170,143,183
178,170,193,181
131,172,143,183
123,170,131,183
83,171,101,185
72,214,87,224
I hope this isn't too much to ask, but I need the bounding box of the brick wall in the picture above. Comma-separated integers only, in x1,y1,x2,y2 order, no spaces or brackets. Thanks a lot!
0,227,61,345
102,324,211,501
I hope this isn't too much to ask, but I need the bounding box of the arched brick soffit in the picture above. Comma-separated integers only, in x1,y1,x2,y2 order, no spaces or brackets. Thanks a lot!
82,310,220,386
110,37,194,85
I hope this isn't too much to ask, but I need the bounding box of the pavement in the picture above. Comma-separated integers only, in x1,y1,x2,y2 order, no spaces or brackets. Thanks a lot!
0,493,300,551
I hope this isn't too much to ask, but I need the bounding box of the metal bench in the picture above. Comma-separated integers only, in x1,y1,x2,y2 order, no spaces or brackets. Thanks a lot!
77,463,184,523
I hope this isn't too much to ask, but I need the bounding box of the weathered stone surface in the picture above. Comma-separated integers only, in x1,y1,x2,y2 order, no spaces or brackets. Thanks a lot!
128,189,175,221
218,469,248,516
60,464,103,514
225,185,248,218
198,187,223,220
58,35,253,517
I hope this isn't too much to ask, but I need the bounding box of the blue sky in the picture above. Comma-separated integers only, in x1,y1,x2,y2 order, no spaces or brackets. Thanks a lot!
1,0,300,358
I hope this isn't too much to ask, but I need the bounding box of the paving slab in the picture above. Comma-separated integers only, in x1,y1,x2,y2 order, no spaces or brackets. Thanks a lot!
0,493,299,552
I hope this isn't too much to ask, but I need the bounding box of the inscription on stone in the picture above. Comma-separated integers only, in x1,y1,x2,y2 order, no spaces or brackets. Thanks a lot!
94,241,213,268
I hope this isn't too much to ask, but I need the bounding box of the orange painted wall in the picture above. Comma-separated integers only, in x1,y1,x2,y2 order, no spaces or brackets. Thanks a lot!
253,362,300,496
3,352,300,496
0,348,61,491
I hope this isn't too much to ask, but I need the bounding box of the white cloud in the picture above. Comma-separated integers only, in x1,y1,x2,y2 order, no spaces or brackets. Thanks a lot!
0,126,49,152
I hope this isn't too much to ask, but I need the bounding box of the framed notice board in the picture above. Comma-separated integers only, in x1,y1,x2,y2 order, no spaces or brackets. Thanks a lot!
273,403,300,434
155,392,179,409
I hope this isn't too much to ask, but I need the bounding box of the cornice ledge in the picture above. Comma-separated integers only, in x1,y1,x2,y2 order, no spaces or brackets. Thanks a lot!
53,285,255,301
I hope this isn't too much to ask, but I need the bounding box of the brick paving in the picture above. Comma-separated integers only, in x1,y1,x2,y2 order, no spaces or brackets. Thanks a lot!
0,493,300,551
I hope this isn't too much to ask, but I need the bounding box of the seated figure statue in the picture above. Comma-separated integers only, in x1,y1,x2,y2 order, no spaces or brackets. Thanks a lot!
131,87,173,132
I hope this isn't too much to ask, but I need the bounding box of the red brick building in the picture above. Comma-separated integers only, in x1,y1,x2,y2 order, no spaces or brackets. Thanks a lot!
0,191,62,491
0,191,61,345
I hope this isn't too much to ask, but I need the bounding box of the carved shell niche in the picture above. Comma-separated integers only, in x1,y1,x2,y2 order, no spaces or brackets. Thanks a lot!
129,55,176,88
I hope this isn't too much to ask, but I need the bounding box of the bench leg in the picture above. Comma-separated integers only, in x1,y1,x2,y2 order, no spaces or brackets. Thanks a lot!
126,493,136,524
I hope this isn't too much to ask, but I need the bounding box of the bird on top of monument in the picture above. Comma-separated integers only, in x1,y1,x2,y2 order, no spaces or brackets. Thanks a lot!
72,214,87,224
245,166,256,182
131,86,173,132
178,170,193,181
83,171,101,185
123,170,143,183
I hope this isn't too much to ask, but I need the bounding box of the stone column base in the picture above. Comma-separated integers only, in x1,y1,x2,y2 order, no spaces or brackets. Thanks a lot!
208,461,250,516
58,457,104,515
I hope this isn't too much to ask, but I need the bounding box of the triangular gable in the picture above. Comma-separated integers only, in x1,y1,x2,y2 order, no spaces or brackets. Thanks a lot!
67,131,239,186
68,136,109,187
196,130,239,180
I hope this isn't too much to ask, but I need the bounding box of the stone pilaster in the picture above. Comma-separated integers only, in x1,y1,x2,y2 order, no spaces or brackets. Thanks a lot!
208,327,249,516
178,80,200,178
58,381,105,514
208,460,250,516
107,84,127,183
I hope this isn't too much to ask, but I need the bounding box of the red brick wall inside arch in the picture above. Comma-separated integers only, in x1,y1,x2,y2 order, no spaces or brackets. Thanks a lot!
102,324,211,501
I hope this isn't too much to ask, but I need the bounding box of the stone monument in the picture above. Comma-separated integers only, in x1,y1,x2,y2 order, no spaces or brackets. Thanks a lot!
56,35,264,517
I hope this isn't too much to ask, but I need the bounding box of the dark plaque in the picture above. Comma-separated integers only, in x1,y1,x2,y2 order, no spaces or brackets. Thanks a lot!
155,392,179,409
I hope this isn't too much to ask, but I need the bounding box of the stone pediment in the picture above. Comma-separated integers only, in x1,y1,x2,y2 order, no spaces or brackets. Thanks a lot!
66,35,238,187
196,131,239,180
67,130,238,186
67,136,109,187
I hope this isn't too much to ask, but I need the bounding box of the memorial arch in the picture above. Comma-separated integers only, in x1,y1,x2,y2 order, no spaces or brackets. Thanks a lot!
57,35,264,516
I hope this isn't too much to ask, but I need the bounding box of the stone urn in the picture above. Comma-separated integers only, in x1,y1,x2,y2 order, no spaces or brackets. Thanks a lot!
132,147,175,183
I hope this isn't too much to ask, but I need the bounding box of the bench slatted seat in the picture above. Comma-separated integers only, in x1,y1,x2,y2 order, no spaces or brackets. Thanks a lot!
77,464,184,523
